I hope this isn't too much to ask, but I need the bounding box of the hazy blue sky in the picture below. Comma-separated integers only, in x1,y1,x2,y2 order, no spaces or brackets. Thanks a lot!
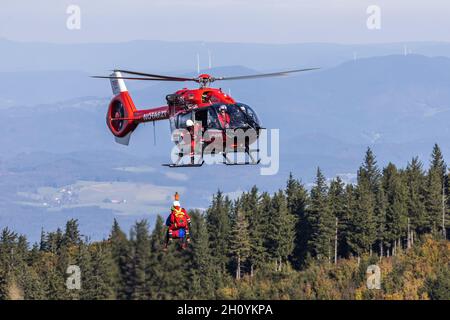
1,0,449,44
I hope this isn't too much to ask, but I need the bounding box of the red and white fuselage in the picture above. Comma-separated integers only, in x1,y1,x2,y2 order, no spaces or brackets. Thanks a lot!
106,72,237,145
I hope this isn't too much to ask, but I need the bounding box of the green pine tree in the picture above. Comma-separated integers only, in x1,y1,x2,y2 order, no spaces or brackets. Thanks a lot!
307,168,335,261
235,186,266,276
328,176,346,262
382,163,408,255
348,149,380,257
359,147,381,194
229,210,251,280
266,191,295,271
339,184,356,258
109,219,132,299
0,228,17,299
426,144,447,237
405,157,428,236
348,181,377,257
206,191,232,273
88,243,115,299
63,219,82,247
374,185,387,257
130,220,151,300
285,173,309,269
189,210,215,298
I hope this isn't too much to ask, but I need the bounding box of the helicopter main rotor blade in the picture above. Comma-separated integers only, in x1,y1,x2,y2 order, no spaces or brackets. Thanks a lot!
113,69,194,81
90,75,187,81
214,68,320,81
92,67,320,83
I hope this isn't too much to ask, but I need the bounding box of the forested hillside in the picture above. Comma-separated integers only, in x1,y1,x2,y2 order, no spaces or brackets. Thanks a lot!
0,145,449,300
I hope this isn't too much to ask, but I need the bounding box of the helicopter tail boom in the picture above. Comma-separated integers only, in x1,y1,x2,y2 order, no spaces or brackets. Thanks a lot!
106,71,170,146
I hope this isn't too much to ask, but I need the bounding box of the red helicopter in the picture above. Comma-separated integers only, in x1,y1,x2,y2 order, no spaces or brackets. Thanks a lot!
92,67,318,167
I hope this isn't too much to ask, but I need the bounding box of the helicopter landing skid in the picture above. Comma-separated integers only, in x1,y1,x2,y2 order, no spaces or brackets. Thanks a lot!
223,159,261,166
162,162,204,168
221,149,260,166
162,152,205,168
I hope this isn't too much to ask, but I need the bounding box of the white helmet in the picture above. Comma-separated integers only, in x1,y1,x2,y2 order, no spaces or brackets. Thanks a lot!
219,105,227,111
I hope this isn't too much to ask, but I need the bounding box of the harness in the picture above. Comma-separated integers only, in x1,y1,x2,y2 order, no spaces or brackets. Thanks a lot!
173,207,184,218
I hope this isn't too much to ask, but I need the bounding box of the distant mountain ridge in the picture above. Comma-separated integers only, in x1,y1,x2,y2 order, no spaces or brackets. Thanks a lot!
3,38,450,73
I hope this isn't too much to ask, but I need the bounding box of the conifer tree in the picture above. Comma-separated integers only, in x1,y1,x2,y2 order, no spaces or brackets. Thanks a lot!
374,185,387,257
446,170,450,240
328,177,346,263
349,149,380,256
43,265,66,300
46,229,63,254
229,210,251,280
150,215,166,251
13,236,35,299
147,216,166,299
405,157,427,237
339,184,356,258
20,265,45,300
28,243,41,265
426,144,447,237
267,191,295,271
307,168,335,261
359,147,381,194
189,210,215,298
39,228,47,252
348,182,377,257
77,241,93,300
0,228,17,299
88,244,115,299
206,191,232,273
41,245,66,300
109,219,132,299
56,238,75,300
382,163,408,255
285,173,309,269
130,220,151,300
235,186,266,276
63,219,82,247
259,191,273,242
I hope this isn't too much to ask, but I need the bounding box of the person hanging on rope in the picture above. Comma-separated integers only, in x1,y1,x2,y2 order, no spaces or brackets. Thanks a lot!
164,192,191,250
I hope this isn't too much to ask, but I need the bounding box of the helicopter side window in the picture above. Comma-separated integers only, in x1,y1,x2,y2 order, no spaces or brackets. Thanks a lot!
207,107,221,129
201,91,212,104
206,104,259,130
236,103,260,126
208,104,246,129
177,112,192,129
224,105,246,128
